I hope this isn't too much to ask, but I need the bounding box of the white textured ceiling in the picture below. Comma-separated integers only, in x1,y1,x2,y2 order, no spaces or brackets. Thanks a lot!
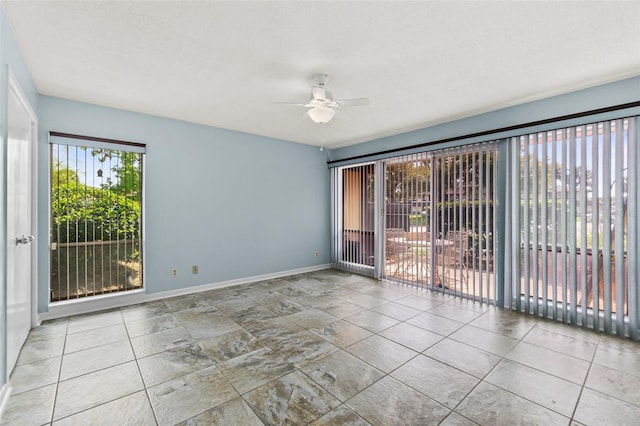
3,1,639,148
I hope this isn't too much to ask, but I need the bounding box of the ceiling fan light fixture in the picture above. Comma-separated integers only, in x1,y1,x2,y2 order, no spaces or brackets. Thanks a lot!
308,107,335,124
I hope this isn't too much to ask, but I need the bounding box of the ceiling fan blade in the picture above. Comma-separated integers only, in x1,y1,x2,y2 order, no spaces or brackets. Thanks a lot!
303,99,324,108
334,98,370,108
312,86,326,101
273,101,307,106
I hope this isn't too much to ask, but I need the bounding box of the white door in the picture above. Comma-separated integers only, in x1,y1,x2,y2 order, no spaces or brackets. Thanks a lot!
6,73,37,377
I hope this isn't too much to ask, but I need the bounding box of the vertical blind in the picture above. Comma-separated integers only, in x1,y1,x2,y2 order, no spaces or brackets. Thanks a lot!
331,115,639,340
510,117,638,339
331,163,376,276
380,143,497,303
331,142,498,303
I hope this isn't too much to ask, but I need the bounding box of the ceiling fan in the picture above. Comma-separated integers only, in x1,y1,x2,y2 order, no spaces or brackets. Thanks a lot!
275,74,369,124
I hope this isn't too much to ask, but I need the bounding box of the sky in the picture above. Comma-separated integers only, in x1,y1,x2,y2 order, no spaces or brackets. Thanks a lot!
52,144,122,189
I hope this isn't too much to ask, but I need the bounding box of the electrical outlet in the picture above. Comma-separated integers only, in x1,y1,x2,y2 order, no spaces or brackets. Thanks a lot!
171,268,177,277
192,265,198,274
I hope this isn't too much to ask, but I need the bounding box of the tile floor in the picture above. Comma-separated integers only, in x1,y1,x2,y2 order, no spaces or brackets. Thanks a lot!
2,269,640,425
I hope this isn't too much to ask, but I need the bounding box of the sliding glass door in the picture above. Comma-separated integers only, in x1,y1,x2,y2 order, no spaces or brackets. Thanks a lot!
331,115,639,340
331,141,497,300
381,143,497,302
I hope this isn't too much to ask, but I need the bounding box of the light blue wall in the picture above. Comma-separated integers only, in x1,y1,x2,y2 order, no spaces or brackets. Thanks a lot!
37,96,331,312
0,4,39,394
328,76,640,164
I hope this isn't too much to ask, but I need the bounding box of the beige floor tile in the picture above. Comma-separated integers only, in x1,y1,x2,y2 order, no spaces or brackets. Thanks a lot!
60,339,134,380
470,308,538,339
130,326,195,358
54,361,144,420
395,295,445,311
506,341,590,384
64,323,129,353
308,319,372,348
310,405,371,426
485,359,581,417
283,309,340,329
67,310,123,335
124,313,180,338
346,376,450,425
346,334,418,373
380,322,444,352
220,347,295,394
176,397,262,426
16,335,65,365
429,304,484,323
243,371,340,425
120,300,171,322
523,326,597,361
8,356,61,395
456,382,569,426
392,354,479,409
302,350,384,401
424,338,501,379
0,384,56,426
574,388,640,426
138,342,215,387
148,365,238,426
449,325,519,357
440,412,479,426
26,320,68,343
407,311,466,336
585,363,640,407
199,329,263,363
53,391,155,426
371,301,422,321
593,336,640,376
344,310,400,333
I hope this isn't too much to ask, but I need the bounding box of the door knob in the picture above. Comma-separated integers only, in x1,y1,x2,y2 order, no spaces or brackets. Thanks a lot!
16,235,34,245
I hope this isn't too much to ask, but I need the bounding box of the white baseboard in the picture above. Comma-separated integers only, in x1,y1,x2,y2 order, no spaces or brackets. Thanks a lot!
38,264,331,322
0,383,11,420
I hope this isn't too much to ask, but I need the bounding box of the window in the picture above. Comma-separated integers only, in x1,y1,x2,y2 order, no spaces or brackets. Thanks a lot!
511,118,637,336
49,134,145,302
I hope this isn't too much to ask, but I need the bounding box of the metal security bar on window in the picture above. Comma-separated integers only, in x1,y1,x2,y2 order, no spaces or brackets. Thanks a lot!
50,142,144,302
510,117,639,339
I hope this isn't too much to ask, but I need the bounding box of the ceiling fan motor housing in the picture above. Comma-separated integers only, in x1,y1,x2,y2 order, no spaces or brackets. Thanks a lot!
313,73,330,87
